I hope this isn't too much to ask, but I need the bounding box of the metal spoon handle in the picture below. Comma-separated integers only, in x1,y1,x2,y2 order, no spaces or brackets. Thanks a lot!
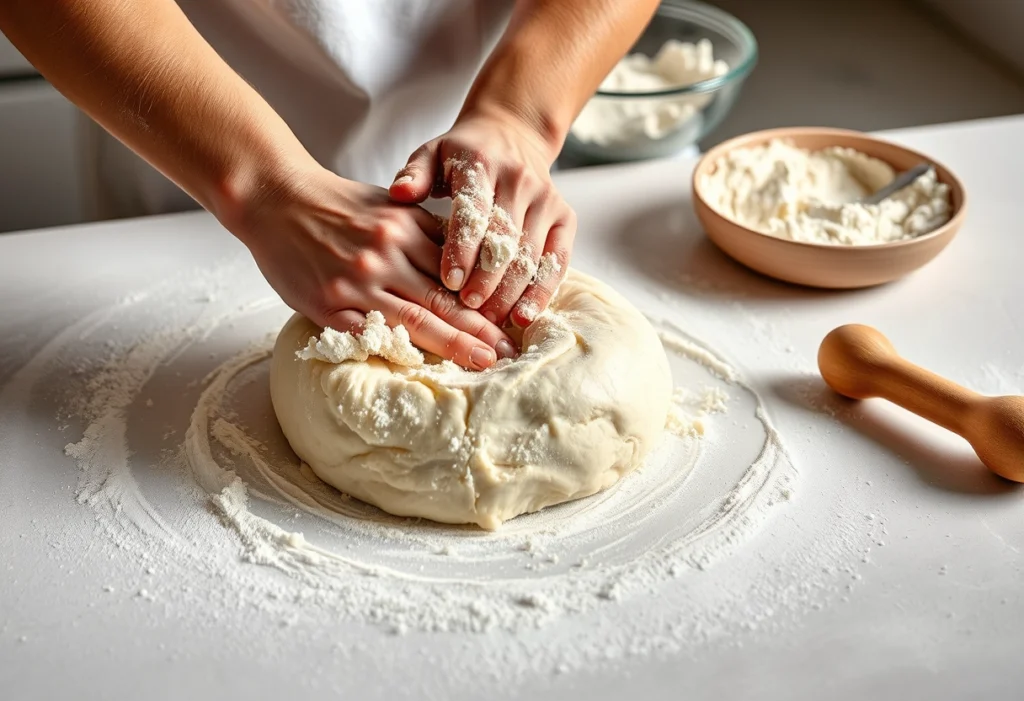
861,162,932,205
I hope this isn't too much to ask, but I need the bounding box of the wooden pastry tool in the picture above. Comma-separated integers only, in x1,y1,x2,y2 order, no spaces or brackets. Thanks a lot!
818,324,1024,482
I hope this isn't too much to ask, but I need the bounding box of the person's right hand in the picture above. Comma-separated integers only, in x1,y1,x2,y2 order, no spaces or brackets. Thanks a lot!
227,166,516,370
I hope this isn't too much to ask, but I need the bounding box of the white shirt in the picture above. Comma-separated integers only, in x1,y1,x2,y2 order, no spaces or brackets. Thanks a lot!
94,0,512,217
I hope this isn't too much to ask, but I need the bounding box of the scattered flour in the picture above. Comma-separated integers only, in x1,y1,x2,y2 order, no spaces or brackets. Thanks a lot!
510,241,538,281
515,299,541,323
534,252,563,287
657,326,740,382
2,258,893,689
700,139,953,244
480,230,519,272
479,208,521,273
666,385,731,438
444,158,493,252
571,39,729,147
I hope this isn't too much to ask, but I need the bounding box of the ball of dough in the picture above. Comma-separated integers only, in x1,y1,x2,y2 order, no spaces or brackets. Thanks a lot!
270,270,672,530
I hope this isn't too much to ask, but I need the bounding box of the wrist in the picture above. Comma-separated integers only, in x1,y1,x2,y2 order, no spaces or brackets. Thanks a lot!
459,30,576,165
205,122,323,245
457,97,566,165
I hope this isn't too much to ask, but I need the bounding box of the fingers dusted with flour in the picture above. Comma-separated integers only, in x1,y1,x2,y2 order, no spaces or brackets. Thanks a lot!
390,269,519,360
512,244,570,328
476,189,560,326
457,170,531,310
393,114,579,328
241,172,509,370
382,296,499,370
441,158,494,292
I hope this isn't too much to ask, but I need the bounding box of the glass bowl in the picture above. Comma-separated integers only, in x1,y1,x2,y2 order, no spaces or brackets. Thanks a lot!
561,0,757,165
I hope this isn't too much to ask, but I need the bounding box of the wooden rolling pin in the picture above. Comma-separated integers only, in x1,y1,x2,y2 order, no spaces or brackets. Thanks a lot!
818,324,1024,483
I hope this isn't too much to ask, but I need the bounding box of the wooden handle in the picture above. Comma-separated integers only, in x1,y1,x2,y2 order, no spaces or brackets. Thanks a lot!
817,324,1024,483
818,324,980,435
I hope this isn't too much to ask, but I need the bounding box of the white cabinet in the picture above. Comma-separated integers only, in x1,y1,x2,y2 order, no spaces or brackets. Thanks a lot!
0,80,88,233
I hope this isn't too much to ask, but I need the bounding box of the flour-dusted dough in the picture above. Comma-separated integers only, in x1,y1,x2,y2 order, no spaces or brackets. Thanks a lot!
270,270,672,530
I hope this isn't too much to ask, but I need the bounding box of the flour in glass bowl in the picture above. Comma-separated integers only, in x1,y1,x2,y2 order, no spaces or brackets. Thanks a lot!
570,39,729,148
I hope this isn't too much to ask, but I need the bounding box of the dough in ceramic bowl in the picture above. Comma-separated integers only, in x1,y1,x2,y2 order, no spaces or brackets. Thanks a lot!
269,270,672,530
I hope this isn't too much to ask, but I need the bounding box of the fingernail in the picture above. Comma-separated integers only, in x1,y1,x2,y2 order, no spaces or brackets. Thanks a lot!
392,174,413,187
469,346,494,370
446,268,465,291
464,292,483,308
496,340,517,359
483,310,498,324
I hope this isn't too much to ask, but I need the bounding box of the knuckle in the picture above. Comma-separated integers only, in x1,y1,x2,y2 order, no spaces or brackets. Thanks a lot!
514,169,542,197
485,291,516,322
320,295,357,326
469,157,495,182
397,302,431,332
351,250,379,278
450,212,486,245
424,286,458,319
370,219,398,246
535,190,557,212
326,278,353,302
507,166,528,190
498,265,527,290
410,142,432,163
543,258,569,287
314,307,335,329
445,327,463,349
323,311,352,332
314,279,354,315
550,247,571,266
526,172,546,194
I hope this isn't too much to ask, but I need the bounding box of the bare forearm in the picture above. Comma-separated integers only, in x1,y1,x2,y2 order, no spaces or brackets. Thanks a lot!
461,0,660,158
0,0,315,224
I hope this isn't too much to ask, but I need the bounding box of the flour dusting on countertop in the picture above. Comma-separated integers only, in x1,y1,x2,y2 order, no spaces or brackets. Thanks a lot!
0,258,889,687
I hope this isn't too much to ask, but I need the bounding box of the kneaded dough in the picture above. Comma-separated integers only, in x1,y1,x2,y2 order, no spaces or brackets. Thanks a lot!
270,270,672,530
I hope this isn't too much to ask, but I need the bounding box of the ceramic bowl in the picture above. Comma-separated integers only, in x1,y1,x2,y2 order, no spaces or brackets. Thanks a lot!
691,127,967,289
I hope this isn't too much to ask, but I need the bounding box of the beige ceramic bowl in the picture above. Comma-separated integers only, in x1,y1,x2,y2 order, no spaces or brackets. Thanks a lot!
691,127,967,289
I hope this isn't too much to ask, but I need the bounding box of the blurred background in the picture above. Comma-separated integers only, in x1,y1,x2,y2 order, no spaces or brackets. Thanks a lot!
1,0,1022,234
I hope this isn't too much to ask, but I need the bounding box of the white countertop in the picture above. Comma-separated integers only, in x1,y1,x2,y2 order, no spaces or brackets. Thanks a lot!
2,115,1024,700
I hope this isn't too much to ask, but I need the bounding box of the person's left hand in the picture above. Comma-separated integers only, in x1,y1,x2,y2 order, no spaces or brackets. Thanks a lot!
388,107,576,329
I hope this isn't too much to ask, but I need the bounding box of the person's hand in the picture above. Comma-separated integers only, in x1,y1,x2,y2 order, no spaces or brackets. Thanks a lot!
388,107,576,328
228,166,517,369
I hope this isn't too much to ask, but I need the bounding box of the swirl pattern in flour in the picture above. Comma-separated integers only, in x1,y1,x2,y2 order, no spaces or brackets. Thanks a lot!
13,257,819,674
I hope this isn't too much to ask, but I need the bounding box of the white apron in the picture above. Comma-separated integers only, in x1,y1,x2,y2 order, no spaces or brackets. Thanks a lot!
90,0,512,218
